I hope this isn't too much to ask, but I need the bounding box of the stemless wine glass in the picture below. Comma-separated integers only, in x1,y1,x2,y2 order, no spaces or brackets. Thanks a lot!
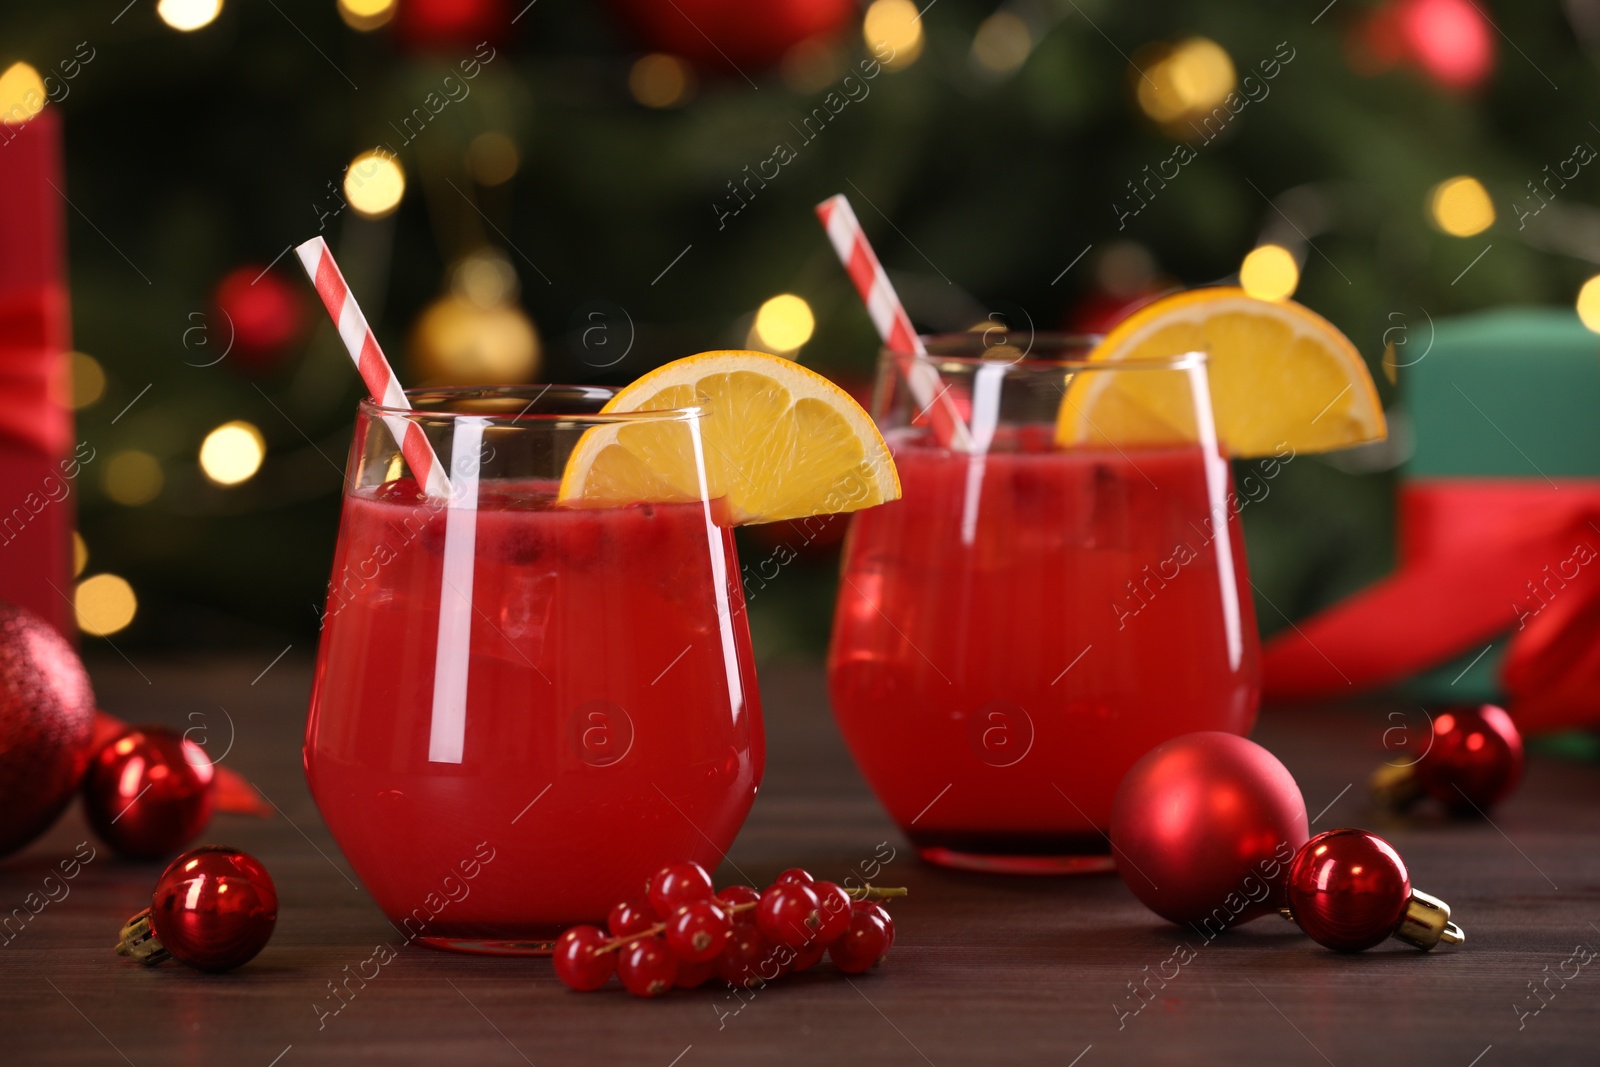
305,386,763,953
828,334,1260,874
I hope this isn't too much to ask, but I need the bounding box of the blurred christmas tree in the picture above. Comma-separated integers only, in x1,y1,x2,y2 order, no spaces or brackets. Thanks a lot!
7,0,1598,651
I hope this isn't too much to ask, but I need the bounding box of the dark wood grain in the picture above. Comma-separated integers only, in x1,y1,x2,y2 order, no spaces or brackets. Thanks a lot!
2,652,1597,1066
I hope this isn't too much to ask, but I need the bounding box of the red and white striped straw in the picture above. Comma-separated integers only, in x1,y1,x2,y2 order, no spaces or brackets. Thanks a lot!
815,195,972,451
294,237,452,499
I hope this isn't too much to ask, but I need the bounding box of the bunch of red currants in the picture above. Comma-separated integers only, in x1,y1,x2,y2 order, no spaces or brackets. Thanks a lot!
553,861,904,997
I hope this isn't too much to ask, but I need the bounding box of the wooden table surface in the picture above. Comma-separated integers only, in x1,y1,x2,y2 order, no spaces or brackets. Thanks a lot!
2,652,1597,1066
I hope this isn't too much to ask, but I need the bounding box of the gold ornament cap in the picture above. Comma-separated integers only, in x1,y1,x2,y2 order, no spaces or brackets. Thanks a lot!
1369,762,1425,810
114,907,171,966
1393,888,1466,950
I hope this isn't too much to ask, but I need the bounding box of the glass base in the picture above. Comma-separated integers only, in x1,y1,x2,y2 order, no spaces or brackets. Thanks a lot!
909,829,1114,875
413,936,557,956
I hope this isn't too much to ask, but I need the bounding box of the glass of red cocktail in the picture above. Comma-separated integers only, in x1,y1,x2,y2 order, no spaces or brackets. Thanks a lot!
828,334,1259,874
306,385,763,953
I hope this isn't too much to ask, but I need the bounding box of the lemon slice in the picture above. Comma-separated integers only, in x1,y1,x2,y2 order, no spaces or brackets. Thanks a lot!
557,350,899,524
1057,287,1386,457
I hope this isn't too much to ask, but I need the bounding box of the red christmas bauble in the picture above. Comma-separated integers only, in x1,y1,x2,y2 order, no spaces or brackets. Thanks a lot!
394,0,511,53
121,845,278,971
1286,828,1409,951
83,725,215,859
1110,732,1309,929
610,0,857,71
0,602,96,858
1414,704,1523,813
212,266,307,375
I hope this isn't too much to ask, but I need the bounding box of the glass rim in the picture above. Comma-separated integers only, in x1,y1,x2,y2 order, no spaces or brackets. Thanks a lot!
901,331,1207,371
359,384,703,425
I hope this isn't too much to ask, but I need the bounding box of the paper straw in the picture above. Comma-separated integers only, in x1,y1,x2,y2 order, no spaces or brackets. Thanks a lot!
815,195,972,451
294,237,453,498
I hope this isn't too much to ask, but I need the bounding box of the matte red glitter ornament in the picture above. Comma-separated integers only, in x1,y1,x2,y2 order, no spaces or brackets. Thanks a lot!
1371,704,1523,814
1285,828,1464,951
0,602,96,858
116,846,278,971
83,725,216,858
1109,732,1310,931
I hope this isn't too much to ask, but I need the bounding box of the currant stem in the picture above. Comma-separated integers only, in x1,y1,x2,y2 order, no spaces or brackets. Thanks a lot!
846,884,908,901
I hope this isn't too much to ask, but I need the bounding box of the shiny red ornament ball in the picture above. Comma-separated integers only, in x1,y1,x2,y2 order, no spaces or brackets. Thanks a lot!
1286,828,1410,952
1414,704,1523,813
610,0,857,72
1110,732,1309,930
126,846,278,971
212,266,307,374
0,602,96,858
83,725,215,859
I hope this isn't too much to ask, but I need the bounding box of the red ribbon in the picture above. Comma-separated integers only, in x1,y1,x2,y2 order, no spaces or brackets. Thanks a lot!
0,284,71,458
1261,479,1600,733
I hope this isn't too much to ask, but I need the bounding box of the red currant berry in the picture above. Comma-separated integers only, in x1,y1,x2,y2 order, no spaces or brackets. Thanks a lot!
716,884,761,920
716,926,776,989
608,898,658,938
665,899,731,963
647,861,714,916
552,925,614,991
775,867,815,885
854,899,895,950
788,940,827,973
829,910,891,974
617,937,677,998
756,882,824,948
673,957,717,989
812,881,853,943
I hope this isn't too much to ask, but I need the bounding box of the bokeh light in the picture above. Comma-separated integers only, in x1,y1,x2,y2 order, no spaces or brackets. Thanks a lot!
75,574,137,637
104,450,164,506
863,0,924,71
467,131,520,186
72,532,87,578
0,63,46,124
337,0,396,32
1239,245,1300,302
1577,276,1600,334
629,54,695,108
344,150,405,219
157,0,223,32
200,421,266,486
1428,176,1495,237
71,352,105,409
753,294,816,351
1135,38,1236,126
972,13,1032,76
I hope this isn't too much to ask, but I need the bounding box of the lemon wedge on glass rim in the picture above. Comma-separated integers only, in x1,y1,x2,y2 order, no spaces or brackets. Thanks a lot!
1056,287,1386,458
557,350,900,524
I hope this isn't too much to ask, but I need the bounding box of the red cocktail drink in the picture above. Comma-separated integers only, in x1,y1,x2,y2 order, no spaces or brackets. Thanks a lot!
305,387,762,951
828,340,1259,873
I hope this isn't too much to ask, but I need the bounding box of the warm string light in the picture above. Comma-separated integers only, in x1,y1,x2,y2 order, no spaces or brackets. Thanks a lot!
0,62,46,124
200,421,266,486
344,150,405,219
629,54,696,108
1135,38,1236,125
71,353,105,409
76,574,137,637
104,451,164,506
72,532,88,577
752,295,815,352
466,132,520,186
338,0,396,32
862,0,924,71
971,13,1032,76
1577,276,1600,334
1428,176,1495,236
157,0,223,32
1239,245,1300,302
